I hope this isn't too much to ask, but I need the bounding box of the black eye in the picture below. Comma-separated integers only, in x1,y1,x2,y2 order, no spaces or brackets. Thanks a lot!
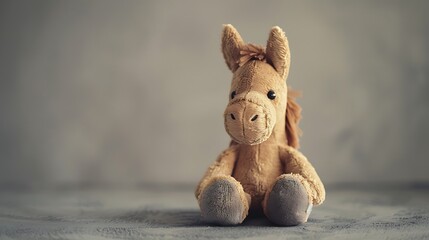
230,91,236,99
267,90,276,100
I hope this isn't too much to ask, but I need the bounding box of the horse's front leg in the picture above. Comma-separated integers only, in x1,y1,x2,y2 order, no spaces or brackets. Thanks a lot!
262,146,325,226
195,146,250,225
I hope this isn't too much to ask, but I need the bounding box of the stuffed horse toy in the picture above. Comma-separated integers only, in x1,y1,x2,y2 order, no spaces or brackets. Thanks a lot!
195,24,325,226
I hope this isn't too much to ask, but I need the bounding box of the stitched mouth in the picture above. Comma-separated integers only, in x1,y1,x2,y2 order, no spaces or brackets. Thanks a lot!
226,124,272,145
246,128,271,145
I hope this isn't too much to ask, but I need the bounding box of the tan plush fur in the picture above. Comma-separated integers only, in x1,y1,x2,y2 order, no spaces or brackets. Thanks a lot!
196,24,325,223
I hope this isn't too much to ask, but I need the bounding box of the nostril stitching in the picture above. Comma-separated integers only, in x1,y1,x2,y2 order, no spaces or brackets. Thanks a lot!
230,113,236,120
251,115,258,121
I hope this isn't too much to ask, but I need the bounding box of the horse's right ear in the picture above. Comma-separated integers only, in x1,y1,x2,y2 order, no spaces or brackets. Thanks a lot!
222,24,244,72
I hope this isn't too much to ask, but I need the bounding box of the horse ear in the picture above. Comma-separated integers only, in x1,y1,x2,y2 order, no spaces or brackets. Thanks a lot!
222,24,244,72
266,26,291,80
286,89,302,149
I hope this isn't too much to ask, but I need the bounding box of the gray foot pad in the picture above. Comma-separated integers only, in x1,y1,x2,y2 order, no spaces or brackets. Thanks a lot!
265,175,311,226
199,178,245,225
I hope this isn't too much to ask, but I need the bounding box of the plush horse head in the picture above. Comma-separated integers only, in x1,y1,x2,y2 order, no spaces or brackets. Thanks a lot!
222,24,302,148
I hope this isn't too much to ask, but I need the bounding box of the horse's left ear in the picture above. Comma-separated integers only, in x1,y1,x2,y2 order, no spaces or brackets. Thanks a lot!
266,26,291,80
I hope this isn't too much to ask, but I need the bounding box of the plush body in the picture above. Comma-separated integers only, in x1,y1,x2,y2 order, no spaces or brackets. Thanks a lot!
195,24,325,226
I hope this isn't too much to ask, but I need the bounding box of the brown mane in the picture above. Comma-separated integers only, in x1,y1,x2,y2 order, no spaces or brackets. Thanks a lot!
285,89,302,149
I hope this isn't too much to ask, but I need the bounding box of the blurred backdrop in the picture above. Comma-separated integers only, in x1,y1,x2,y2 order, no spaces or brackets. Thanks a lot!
0,0,428,189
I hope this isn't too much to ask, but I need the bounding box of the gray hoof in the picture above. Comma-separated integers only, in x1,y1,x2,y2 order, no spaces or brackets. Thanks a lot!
199,177,245,225
265,175,312,226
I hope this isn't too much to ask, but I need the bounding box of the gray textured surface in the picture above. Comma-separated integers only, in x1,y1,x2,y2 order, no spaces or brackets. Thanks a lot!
0,186,428,239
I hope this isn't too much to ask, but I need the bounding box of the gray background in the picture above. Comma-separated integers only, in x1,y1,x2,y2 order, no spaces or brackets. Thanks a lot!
1,0,428,189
